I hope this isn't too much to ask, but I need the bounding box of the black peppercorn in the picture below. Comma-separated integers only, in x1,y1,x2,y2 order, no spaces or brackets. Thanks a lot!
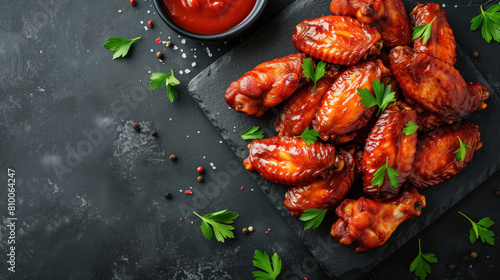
151,130,158,137
156,51,163,59
170,154,177,161
448,263,456,271
242,227,249,234
197,176,204,182
494,190,500,197
164,192,171,199
462,255,470,262
132,122,141,132
470,251,478,259
472,51,479,58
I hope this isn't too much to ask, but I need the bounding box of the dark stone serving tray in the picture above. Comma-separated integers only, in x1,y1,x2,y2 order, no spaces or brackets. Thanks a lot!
188,0,500,278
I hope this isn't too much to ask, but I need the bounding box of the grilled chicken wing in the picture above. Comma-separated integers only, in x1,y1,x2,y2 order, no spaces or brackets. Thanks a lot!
292,16,382,66
408,121,482,189
275,67,340,136
243,136,338,186
284,148,359,217
362,102,417,200
313,59,391,141
410,3,456,65
329,0,385,23
225,53,307,117
331,187,426,253
390,46,489,122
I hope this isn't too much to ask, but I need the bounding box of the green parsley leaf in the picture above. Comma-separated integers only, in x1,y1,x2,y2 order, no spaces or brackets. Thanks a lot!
103,37,141,59
453,136,472,162
458,211,496,246
412,17,436,45
358,78,396,116
149,70,180,102
241,126,264,140
402,120,419,135
302,58,326,93
252,250,282,280
193,210,239,243
299,208,327,230
371,157,400,188
296,126,320,145
471,5,500,43
410,239,438,280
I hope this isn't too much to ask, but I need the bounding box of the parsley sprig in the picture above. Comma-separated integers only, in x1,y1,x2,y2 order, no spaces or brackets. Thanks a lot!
412,17,436,45
193,210,239,243
302,58,326,93
149,70,180,102
296,127,319,145
410,239,438,280
470,4,500,43
371,157,400,188
454,136,472,162
252,250,282,280
458,211,496,245
299,208,327,230
241,126,264,140
103,37,141,59
358,78,396,116
402,120,419,135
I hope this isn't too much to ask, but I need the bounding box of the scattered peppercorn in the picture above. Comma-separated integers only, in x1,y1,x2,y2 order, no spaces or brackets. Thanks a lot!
170,154,177,161
164,192,171,199
148,20,153,28
197,166,204,173
130,0,136,6
151,130,158,137
448,263,456,271
494,190,500,197
472,51,479,58
248,226,254,232
185,190,193,195
132,122,141,132
197,176,204,182
470,251,478,259
156,37,161,44
156,51,163,59
462,255,470,262
166,41,172,47
242,227,249,233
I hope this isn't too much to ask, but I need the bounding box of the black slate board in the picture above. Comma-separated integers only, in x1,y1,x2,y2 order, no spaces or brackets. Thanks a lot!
188,0,500,278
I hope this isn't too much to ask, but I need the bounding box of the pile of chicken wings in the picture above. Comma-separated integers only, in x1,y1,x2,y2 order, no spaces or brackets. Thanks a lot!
225,1,489,253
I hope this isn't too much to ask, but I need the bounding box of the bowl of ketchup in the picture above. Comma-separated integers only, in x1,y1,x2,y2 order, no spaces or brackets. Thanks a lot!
153,0,268,41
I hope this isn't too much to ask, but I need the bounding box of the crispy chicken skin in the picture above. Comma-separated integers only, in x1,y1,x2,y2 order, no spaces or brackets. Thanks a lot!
313,59,391,141
284,148,358,217
410,3,456,65
389,46,489,122
225,53,306,117
292,16,382,66
331,187,426,253
416,109,449,133
243,136,337,186
275,69,340,136
408,121,482,189
330,0,411,48
362,102,418,200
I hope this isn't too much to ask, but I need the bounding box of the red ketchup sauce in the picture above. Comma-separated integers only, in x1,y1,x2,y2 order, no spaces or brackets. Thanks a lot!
164,0,257,35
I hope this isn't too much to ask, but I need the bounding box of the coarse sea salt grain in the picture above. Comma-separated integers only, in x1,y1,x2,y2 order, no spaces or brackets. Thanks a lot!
182,53,187,58
173,46,179,50
179,70,184,75
140,21,144,24
181,39,186,44
144,26,148,31
192,62,196,67
185,69,191,73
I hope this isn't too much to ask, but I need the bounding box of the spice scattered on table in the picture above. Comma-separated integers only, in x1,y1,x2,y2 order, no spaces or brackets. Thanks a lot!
156,51,163,59
166,41,172,47
472,51,479,58
494,190,500,197
242,227,249,234
156,37,161,43
197,176,203,182
185,190,193,195
248,226,254,232
130,0,136,6
240,186,244,190
462,255,470,262
170,154,177,161
448,263,456,270
148,20,153,28
151,130,158,137
197,166,204,173
470,251,478,258
132,122,141,132
164,192,171,199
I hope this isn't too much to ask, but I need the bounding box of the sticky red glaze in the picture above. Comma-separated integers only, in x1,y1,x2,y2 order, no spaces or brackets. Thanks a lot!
225,53,306,117
416,109,449,133
292,16,382,66
163,0,257,35
331,187,426,253
410,3,456,65
330,0,385,23
313,59,390,140
243,136,336,186
362,102,418,200
390,46,488,122
284,148,357,217
408,121,481,189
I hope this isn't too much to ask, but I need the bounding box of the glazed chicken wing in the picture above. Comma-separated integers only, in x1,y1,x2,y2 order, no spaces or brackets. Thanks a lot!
313,59,391,141
410,3,456,65
331,187,426,253
243,136,338,186
275,68,340,136
329,0,385,23
362,102,417,200
292,16,382,66
408,121,482,189
416,109,449,133
284,148,359,217
225,53,307,117
390,46,489,122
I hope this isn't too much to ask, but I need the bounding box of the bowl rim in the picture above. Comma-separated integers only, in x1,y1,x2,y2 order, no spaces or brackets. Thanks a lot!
152,0,268,41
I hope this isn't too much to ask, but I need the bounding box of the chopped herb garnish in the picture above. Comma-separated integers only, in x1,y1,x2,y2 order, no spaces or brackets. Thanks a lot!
252,250,282,280
149,70,180,102
458,211,495,245
241,126,264,140
454,136,472,162
412,17,436,45
193,210,239,243
402,120,419,135
410,239,438,280
358,78,396,116
299,208,327,230
302,58,326,93
371,157,400,188
103,37,141,59
470,4,500,43
296,126,319,145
